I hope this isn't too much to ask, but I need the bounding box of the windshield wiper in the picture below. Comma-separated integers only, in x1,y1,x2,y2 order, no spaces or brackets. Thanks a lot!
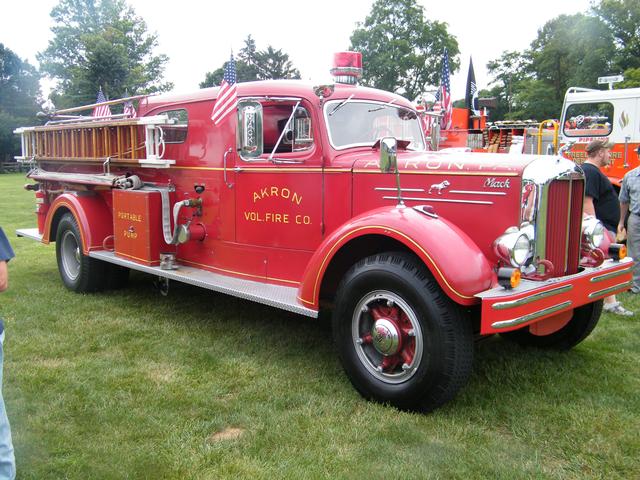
367,99,396,113
328,94,355,116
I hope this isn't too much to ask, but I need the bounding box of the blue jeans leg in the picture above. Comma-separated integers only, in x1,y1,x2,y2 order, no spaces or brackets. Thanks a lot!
0,331,15,480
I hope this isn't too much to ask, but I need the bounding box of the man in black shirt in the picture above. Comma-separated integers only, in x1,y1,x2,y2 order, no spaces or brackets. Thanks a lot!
582,140,633,316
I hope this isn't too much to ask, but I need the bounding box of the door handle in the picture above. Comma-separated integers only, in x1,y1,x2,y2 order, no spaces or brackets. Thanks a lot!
223,147,234,188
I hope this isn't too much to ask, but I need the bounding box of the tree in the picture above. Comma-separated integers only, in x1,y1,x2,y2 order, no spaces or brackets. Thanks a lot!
237,35,261,81
529,14,614,100
200,36,300,88
349,0,459,100
594,0,640,71
617,67,640,88
486,51,530,114
255,47,300,80
0,44,41,158
485,13,616,121
37,0,172,108
508,79,558,121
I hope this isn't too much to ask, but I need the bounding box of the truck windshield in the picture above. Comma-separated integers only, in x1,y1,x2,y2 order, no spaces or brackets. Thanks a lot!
324,100,426,151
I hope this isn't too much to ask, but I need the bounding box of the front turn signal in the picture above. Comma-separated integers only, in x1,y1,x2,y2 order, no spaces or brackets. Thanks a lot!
608,243,627,261
498,267,521,290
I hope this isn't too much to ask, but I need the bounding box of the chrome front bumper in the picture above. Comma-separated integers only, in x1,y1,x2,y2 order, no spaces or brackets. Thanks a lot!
476,258,634,334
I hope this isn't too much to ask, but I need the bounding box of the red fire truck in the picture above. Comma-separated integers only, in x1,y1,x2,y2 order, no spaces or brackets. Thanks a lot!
15,53,633,412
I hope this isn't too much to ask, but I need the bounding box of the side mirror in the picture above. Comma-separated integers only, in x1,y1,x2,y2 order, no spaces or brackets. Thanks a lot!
237,101,263,159
379,137,397,173
379,137,405,207
430,122,440,151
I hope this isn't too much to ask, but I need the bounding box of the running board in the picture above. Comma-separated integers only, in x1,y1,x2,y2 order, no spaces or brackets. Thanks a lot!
89,251,317,318
16,228,43,241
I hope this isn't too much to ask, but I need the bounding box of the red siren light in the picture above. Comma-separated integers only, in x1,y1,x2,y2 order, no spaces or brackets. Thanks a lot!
331,51,363,85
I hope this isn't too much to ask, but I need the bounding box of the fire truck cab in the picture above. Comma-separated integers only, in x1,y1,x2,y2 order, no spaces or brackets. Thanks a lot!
14,53,634,412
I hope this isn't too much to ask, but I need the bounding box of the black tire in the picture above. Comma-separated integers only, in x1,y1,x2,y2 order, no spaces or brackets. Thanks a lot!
332,252,473,412
501,300,603,350
55,213,106,292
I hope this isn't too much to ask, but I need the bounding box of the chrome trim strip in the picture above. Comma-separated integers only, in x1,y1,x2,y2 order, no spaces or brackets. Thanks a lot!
590,267,633,283
491,301,572,330
588,281,633,299
375,187,424,192
450,190,506,196
383,196,493,205
491,285,573,310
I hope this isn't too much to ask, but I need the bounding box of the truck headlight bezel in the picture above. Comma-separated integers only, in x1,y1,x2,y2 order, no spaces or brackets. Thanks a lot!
494,226,534,268
581,216,605,249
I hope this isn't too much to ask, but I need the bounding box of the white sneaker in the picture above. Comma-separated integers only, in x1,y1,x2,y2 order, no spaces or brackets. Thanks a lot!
603,302,634,316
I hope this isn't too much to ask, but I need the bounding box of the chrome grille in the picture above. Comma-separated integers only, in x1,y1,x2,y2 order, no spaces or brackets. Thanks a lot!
545,178,584,276
521,157,585,278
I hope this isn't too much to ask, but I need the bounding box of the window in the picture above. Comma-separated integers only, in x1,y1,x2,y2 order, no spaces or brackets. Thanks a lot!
263,103,314,154
161,109,188,143
324,100,426,151
238,99,316,161
563,102,613,137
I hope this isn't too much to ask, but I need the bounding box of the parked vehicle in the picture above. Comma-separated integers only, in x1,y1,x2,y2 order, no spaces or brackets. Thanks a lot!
559,86,640,187
15,53,633,412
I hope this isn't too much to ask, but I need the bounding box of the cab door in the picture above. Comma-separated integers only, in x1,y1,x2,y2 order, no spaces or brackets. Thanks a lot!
234,98,324,252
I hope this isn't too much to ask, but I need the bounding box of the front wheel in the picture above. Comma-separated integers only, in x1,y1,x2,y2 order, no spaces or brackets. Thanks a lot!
332,252,473,412
55,213,106,292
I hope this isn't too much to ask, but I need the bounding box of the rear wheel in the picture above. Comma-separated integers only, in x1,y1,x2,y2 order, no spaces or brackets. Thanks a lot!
501,300,603,350
55,213,106,292
332,252,473,412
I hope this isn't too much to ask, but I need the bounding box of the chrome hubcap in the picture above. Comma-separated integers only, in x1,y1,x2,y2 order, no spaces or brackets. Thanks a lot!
61,230,81,280
352,290,423,384
371,318,401,356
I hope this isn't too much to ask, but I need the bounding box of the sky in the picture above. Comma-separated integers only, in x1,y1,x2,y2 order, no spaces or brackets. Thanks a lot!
2,0,595,102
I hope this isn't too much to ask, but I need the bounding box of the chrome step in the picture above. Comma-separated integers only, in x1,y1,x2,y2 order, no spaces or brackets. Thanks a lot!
89,251,317,318
16,228,43,242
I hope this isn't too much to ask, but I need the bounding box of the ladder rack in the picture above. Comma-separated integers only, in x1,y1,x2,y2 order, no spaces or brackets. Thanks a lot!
14,115,176,168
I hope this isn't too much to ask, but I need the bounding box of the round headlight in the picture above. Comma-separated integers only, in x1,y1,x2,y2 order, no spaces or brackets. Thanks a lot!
512,234,530,266
582,217,605,249
493,228,533,268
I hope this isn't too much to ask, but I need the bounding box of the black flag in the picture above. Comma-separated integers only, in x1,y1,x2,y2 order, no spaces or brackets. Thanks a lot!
465,57,479,116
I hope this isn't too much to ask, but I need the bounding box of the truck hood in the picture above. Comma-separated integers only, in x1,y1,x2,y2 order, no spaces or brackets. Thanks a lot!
346,149,583,267
347,150,537,177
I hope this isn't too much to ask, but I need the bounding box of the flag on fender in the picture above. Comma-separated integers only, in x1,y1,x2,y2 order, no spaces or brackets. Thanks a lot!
93,87,111,117
438,49,452,130
211,53,238,126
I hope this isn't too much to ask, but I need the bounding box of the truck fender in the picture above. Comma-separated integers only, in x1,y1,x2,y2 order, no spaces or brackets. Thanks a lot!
43,193,113,254
297,206,495,309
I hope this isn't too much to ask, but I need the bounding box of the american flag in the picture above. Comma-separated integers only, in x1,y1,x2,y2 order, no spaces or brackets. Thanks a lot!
437,49,452,130
211,53,238,126
93,87,112,117
123,99,137,118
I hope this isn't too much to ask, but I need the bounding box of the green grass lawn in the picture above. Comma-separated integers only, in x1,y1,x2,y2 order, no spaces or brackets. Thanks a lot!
0,172,638,479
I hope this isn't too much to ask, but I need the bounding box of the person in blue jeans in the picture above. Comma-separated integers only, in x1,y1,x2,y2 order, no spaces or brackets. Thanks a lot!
0,227,16,480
